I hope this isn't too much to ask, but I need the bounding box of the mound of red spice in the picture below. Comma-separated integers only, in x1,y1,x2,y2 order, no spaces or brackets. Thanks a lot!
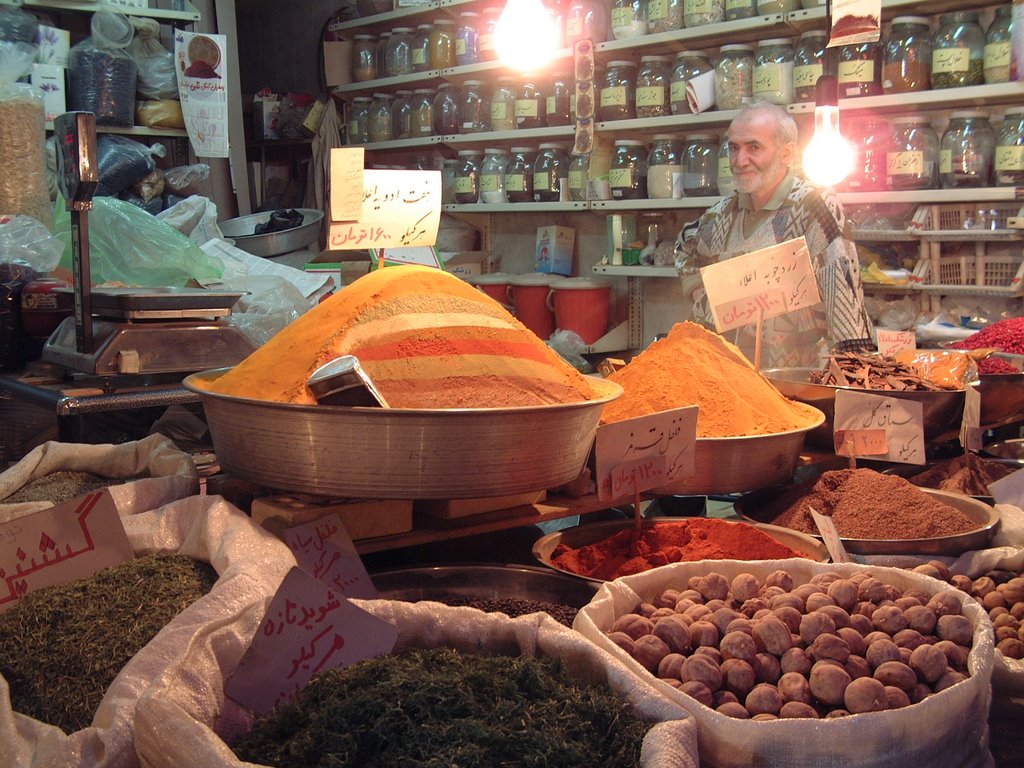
949,317,1024,355
977,356,1022,375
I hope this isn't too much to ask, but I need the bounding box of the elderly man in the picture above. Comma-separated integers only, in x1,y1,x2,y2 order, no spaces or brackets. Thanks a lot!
676,101,873,369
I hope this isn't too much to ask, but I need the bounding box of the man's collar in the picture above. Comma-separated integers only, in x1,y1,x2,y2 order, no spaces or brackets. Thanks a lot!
738,170,795,212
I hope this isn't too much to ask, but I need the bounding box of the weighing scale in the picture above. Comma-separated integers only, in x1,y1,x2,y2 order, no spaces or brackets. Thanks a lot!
41,112,256,377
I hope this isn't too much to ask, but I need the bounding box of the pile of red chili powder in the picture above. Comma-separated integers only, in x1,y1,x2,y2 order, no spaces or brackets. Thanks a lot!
949,317,1024,355
549,518,807,581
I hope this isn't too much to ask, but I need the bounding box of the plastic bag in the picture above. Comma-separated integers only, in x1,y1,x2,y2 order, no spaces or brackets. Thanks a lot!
68,13,137,127
0,215,63,272
226,274,308,346
164,163,211,193
0,7,38,44
548,328,591,372
96,134,165,196
127,17,177,99
135,98,184,128
156,194,223,245
132,169,166,202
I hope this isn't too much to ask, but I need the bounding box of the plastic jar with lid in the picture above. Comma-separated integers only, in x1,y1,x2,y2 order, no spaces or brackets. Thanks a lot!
836,41,883,97
755,0,799,11
793,29,828,103
648,135,681,199
882,16,931,94
505,147,536,202
886,116,939,191
845,116,891,192
565,0,608,46
489,78,517,132
647,0,683,33
716,138,735,195
753,38,795,105
682,133,718,196
368,92,394,143
410,89,435,137
441,158,459,203
636,56,671,119
454,150,481,204
375,32,391,77
392,89,412,139
480,147,510,203
515,81,546,128
534,143,570,202
611,0,646,40
347,96,371,144
352,34,378,82
546,71,573,126
715,44,754,110
684,0,724,27
385,27,414,77
429,19,456,69
995,106,1024,187
940,110,995,188
433,83,459,135
671,51,713,115
985,5,1013,84
600,60,637,121
610,140,648,200
725,0,756,22
568,153,590,201
455,12,480,66
478,7,500,60
411,24,433,72
932,12,985,89
458,80,488,133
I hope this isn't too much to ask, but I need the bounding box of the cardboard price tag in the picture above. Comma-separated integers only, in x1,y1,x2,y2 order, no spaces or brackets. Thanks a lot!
809,506,851,563
959,384,983,453
834,428,889,456
329,147,364,221
876,328,916,357
834,389,925,465
989,466,1024,507
283,513,378,600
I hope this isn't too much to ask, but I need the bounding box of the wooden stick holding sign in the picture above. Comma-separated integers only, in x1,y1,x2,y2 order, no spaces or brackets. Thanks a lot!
754,308,764,370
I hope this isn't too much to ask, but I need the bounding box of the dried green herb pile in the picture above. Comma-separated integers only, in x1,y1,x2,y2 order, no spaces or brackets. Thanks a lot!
4,471,121,504
0,553,218,733
432,595,580,627
232,647,649,768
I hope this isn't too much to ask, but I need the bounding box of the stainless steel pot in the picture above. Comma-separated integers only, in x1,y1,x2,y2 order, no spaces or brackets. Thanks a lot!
219,208,324,257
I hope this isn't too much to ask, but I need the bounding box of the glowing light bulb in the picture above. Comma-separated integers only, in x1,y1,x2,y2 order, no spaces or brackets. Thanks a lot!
493,0,559,72
801,75,855,188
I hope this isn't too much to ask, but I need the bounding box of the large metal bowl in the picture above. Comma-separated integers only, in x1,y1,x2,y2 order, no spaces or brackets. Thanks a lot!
183,368,622,499
219,208,324,257
974,374,1024,428
983,439,1024,462
764,367,965,448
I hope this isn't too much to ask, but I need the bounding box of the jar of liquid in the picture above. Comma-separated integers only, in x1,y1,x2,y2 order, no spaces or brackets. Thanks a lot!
546,71,573,127
636,55,671,119
385,27,414,77
458,79,488,133
684,0,724,27
610,139,648,200
647,0,683,33
515,80,546,128
725,0,756,22
683,133,718,196
411,24,432,72
505,146,536,202
480,147,510,203
347,95,371,144
882,16,931,94
490,77,517,131
887,116,939,190
611,0,646,40
368,92,394,143
433,83,459,134
715,44,754,110
717,138,735,195
456,11,480,66
565,0,609,46
429,19,456,69
410,88,435,136
753,37,795,105
647,135,681,199
985,5,1013,84
454,150,481,203
671,50,713,114
931,11,984,89
995,106,1024,187
837,41,883,97
391,89,412,139
568,153,590,201
940,110,995,188
793,29,828,103
352,34,378,82
600,60,637,122
534,143,570,202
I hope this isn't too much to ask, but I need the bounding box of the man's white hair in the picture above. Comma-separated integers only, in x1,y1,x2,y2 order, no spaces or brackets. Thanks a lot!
729,101,798,147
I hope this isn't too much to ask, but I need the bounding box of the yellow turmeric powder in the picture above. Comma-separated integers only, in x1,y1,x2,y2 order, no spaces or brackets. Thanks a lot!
600,322,823,437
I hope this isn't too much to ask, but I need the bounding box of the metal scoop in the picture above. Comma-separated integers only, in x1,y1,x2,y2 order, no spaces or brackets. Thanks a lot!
307,355,389,408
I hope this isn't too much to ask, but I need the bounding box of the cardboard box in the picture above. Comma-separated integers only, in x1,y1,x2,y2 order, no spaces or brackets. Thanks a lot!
31,64,65,122
323,39,353,87
535,225,575,275
417,490,546,520
35,25,70,66
252,495,413,541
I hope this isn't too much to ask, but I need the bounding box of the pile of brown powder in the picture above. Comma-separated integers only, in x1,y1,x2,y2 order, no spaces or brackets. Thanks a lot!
907,453,1017,497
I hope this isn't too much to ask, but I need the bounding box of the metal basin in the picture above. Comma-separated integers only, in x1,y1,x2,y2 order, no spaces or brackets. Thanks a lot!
983,439,1024,462
974,374,1024,428
764,367,965,448
184,368,622,499
219,208,324,257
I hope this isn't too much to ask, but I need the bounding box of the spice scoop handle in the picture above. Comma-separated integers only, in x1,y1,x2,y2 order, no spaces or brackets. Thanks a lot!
307,355,390,408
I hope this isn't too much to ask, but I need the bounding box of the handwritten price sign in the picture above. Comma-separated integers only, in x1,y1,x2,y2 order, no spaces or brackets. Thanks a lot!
701,237,821,333
283,513,378,600
834,389,926,465
876,328,916,357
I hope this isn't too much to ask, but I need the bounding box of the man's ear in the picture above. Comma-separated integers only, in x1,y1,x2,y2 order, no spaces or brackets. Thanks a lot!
780,140,796,167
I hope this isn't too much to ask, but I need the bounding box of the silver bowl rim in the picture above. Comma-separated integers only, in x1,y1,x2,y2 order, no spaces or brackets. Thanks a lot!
764,366,970,395
687,408,827,442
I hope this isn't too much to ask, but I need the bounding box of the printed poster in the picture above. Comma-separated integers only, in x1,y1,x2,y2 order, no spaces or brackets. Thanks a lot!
174,30,229,158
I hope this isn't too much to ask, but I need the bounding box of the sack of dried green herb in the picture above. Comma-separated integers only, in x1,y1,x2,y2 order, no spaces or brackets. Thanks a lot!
135,599,700,768
0,494,296,768
0,433,198,522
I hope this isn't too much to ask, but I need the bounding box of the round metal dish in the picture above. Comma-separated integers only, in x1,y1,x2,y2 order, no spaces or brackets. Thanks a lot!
735,486,999,556
648,412,825,496
974,374,1024,428
983,439,1024,462
532,519,830,584
183,368,622,499
764,367,965,448
219,208,324,257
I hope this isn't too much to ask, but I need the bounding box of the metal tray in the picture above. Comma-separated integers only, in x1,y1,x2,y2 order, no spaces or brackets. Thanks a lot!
55,286,245,313
219,208,324,257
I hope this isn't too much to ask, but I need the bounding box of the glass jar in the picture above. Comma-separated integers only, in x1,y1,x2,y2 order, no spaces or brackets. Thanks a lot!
932,11,985,89
458,79,488,133
753,37,795,105
568,153,590,201
717,138,735,195
456,11,480,66
995,106,1024,186
611,0,646,40
375,32,391,78
546,71,573,126
385,27,414,77
635,56,671,119
410,88,434,136
682,133,718,196
352,34,378,82
480,147,509,203
505,146,536,202
725,0,756,22
647,0,683,33
429,19,456,69
441,158,458,204
368,92,394,143
684,0,724,27
671,50,713,115
534,143,569,202
837,41,883,97
715,43,754,110
886,116,939,191
610,139,648,199
347,96,371,144
565,0,609,46
793,29,828,103
755,0,799,11
411,24,432,72
985,5,1013,84
647,135,681,199
479,7,500,60
490,77,517,132
940,110,995,188
882,16,931,93
845,116,890,192
600,60,637,121
515,80,546,128
454,151,481,204
433,83,459,134
392,89,412,139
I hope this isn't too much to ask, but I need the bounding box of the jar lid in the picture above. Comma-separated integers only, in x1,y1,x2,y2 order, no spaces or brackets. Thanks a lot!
1004,106,1024,116
484,147,510,154
607,60,637,67
615,139,645,146
758,37,793,47
686,133,715,140
464,79,484,85
891,16,930,25
352,95,373,102
457,149,482,155
651,134,678,140
720,43,754,52
459,10,481,16
353,33,376,40
549,277,612,291
949,110,990,119
413,88,435,94
433,18,454,24
442,158,459,165
509,272,561,286
372,92,394,99
538,142,567,149
416,23,433,29
483,6,502,15
510,146,535,153
890,115,930,124
392,26,415,32
640,55,671,63
677,50,709,58
798,29,827,38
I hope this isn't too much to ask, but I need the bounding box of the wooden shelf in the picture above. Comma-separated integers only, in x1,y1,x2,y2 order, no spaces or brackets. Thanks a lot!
1,0,200,21
45,121,188,138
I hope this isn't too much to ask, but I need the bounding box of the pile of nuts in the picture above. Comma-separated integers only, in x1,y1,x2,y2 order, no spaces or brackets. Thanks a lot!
605,567,975,720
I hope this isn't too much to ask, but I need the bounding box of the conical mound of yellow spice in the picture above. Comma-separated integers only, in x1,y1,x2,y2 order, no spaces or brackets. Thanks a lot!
600,322,822,437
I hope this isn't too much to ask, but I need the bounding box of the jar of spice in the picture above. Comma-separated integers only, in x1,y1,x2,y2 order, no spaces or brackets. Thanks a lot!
515,80,546,128
410,89,435,136
837,41,883,97
480,147,509,203
985,5,1013,84
793,29,828,103
753,37,795,105
756,0,799,11
368,92,394,143
456,12,480,66
352,34,378,82
995,106,1024,187
534,143,570,202
717,138,735,195
391,89,412,139
565,0,609,46
568,153,589,201
647,0,683,33
647,135,681,199
441,158,458,203
636,56,671,119
845,116,891,192
725,0,756,22
490,77,517,132
411,24,432,72
479,7,500,60
940,110,995,188
610,139,648,199
671,50,713,115
610,0,646,39
454,150,481,204
887,116,939,191
347,96,371,144
458,80,488,133
546,71,573,127
715,44,754,110
683,0,724,27
683,133,718,196
429,19,456,69
433,83,459,135
931,12,985,89
505,146,536,202
385,27,414,77
600,60,637,121
376,32,391,77
882,16,931,94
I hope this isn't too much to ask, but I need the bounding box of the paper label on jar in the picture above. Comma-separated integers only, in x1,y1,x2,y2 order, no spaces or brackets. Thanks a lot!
546,96,557,114
793,63,822,91
535,171,551,191
636,86,666,107
569,169,585,191
648,0,670,21
647,165,676,199
932,48,970,74
670,80,688,102
718,156,732,178
611,7,636,27
838,59,874,84
454,177,475,194
726,0,748,9
995,145,1024,171
940,149,952,174
985,42,1011,69
348,120,359,136
490,102,508,121
609,167,633,190
480,174,499,192
480,33,493,52
566,17,583,37
506,173,525,191
887,150,925,177
753,64,783,95
685,0,713,11
456,38,467,56
515,99,539,118
600,86,628,107
412,49,426,65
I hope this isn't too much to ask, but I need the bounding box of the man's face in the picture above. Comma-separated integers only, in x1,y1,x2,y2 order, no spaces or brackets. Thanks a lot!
727,114,793,197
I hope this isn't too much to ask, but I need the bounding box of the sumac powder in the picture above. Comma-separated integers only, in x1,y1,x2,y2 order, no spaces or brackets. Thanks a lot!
949,317,1024,355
